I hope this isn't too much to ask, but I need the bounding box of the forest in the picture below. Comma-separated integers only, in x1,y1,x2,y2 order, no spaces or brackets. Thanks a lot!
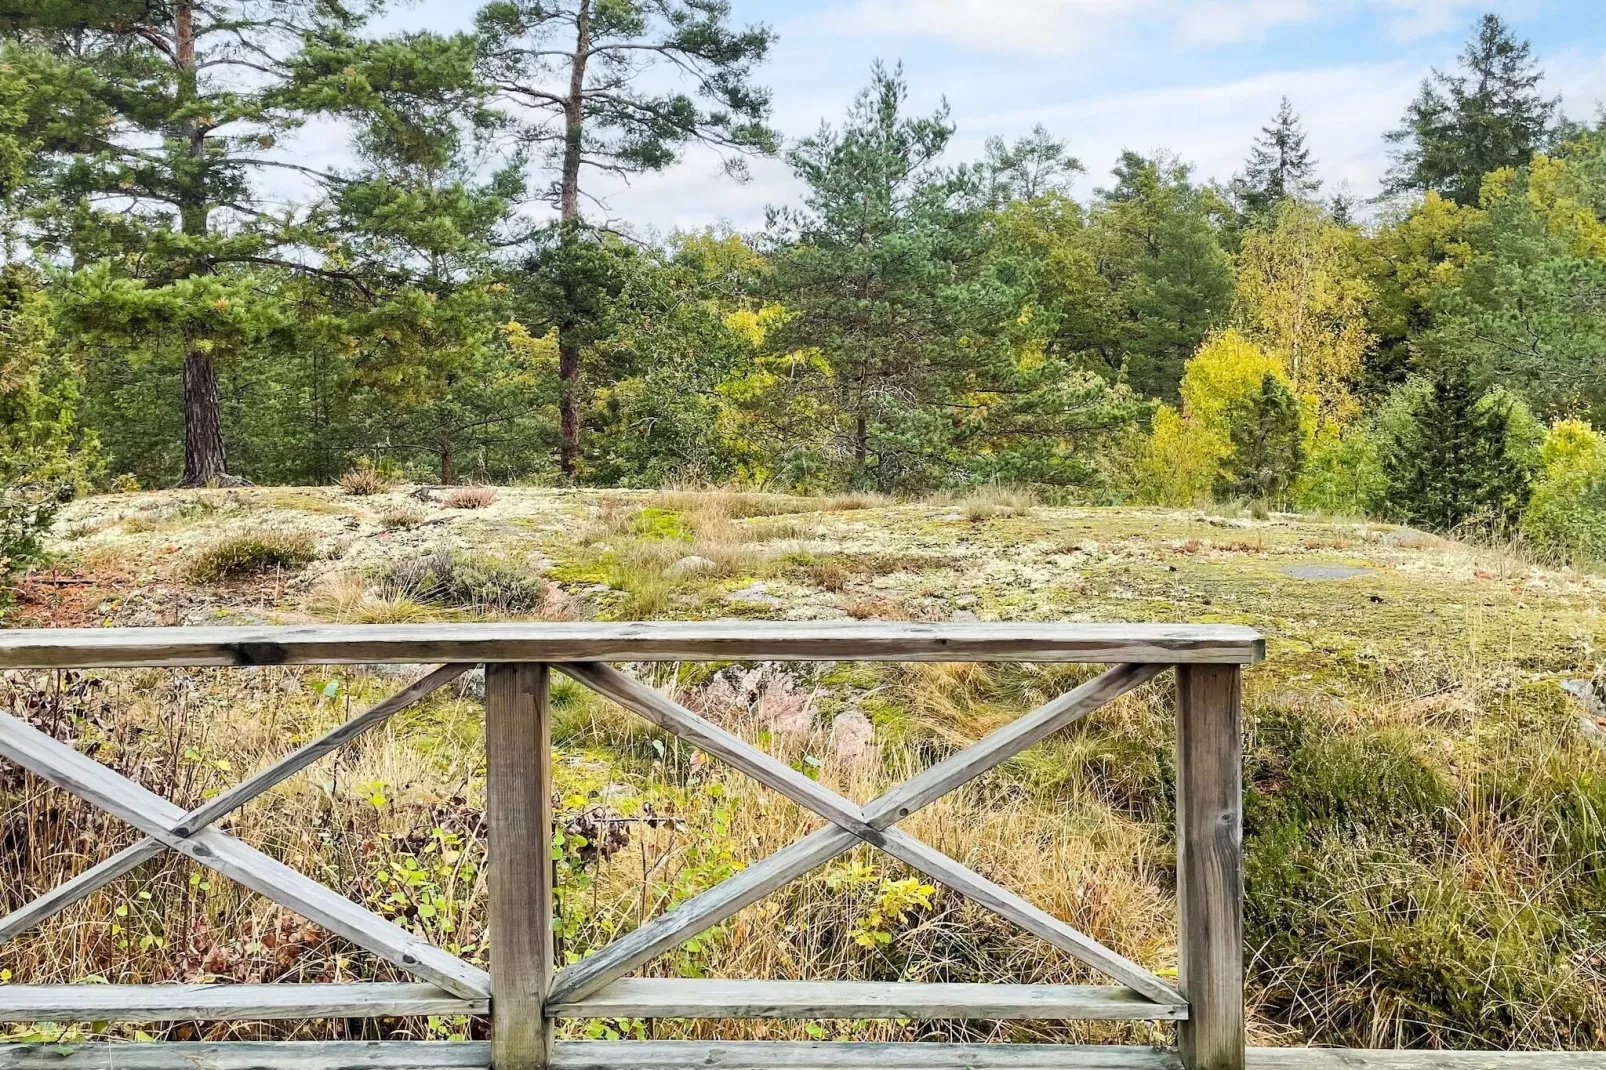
4,4,1606,575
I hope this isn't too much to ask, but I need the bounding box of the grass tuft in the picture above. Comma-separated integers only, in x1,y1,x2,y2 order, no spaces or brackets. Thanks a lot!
186,530,316,581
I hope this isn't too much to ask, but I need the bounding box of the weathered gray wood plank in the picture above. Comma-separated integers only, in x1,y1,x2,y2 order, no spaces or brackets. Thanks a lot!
485,664,555,1070
0,839,165,947
548,979,1186,1020
874,827,1181,1006
172,663,472,836
0,983,483,1021
0,711,491,1000
0,1043,1585,1070
548,664,1169,1007
0,622,1265,669
0,665,468,945
1176,665,1244,1070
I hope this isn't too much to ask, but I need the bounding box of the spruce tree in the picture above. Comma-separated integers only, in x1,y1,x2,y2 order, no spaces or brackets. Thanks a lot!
1216,372,1305,507
1381,370,1533,530
1234,96,1320,217
1384,13,1559,206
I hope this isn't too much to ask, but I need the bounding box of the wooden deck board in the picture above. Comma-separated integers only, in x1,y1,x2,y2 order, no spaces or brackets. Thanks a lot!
0,1043,1588,1069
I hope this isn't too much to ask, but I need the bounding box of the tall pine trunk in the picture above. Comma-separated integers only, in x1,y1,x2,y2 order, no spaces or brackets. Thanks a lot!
555,0,591,478
174,3,234,487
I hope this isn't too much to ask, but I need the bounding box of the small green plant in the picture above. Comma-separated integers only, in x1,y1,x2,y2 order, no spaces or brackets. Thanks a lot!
186,530,316,580
379,504,427,529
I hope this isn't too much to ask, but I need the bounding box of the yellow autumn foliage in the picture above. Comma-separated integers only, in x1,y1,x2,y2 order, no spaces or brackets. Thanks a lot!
1234,200,1371,427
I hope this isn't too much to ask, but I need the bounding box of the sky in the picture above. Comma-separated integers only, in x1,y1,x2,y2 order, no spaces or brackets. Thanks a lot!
313,0,1606,234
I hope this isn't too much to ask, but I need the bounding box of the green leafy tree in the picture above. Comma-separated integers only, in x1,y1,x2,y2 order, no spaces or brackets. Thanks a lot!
1216,372,1305,507
1,0,391,485
1426,140,1606,420
1384,13,1559,206
1232,96,1320,217
1088,151,1235,400
474,0,777,476
0,266,95,587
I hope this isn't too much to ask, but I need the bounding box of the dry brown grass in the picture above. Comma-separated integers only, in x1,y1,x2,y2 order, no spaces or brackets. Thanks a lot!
337,462,390,497
443,486,498,510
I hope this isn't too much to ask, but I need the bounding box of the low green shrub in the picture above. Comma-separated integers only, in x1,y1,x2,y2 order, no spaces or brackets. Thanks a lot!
186,530,317,580
380,545,545,612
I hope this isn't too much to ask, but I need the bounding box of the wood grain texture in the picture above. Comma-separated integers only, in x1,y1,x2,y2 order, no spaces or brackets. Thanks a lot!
0,1044,1586,1070
0,838,165,947
0,665,470,946
549,664,1172,1007
0,622,1265,669
172,663,472,836
1176,665,1244,1070
0,983,483,1022
485,664,554,1070
548,979,1187,1020
0,711,491,1000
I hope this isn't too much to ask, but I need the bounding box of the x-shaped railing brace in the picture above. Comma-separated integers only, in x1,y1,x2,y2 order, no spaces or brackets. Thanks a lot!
0,658,1181,1011
0,665,490,1000
547,661,1182,1009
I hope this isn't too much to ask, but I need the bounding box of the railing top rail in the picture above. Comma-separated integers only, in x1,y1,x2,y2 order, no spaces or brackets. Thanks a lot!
0,622,1263,669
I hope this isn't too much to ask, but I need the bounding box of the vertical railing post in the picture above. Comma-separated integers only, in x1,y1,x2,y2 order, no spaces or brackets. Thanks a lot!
1175,664,1244,1070
486,663,554,1070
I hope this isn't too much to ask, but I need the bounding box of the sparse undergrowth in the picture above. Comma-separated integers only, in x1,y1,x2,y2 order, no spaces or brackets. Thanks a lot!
6,486,1606,1051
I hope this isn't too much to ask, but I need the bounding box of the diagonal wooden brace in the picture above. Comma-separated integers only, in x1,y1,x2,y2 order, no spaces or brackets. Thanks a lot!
0,705,489,999
0,665,470,948
552,661,1179,1007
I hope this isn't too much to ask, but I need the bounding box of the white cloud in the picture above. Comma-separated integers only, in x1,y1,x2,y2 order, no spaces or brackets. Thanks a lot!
825,0,1495,55
956,60,1427,200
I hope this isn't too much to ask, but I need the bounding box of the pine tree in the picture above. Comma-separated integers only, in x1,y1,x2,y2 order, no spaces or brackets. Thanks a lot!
1384,13,1559,206
474,0,777,477
1089,152,1235,401
1234,96,1320,217
0,1,387,486
764,63,997,490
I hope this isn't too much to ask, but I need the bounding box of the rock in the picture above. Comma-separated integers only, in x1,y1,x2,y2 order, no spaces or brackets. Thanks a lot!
727,581,780,605
950,609,979,623
455,665,487,701
1559,679,1606,746
832,709,875,763
1284,565,1372,580
667,555,717,577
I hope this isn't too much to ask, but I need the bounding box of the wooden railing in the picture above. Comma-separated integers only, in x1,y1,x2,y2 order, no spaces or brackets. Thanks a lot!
0,622,1569,1070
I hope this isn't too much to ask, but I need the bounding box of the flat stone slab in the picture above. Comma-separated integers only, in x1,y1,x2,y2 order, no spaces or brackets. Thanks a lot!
1284,565,1372,580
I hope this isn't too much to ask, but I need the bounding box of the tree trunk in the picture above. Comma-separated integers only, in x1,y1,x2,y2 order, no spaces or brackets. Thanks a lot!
557,328,582,477
441,445,456,486
173,3,236,488
182,348,232,487
554,0,591,478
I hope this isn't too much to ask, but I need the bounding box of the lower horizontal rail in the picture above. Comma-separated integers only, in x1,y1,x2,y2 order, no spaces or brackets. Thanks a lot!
0,983,483,1022
549,980,1187,1020
0,1043,1590,1070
